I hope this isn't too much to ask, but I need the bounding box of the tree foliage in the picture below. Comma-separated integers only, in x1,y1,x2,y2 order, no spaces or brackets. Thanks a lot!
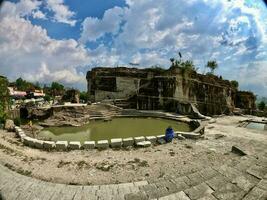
170,58,196,72
15,77,37,91
230,80,239,90
79,91,88,102
258,101,266,111
206,60,218,74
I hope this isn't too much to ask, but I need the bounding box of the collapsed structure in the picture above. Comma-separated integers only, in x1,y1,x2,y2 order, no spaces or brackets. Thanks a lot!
0,76,9,113
87,67,256,116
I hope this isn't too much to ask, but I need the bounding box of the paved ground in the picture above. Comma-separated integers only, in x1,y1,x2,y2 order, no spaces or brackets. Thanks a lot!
1,115,267,199
1,149,267,200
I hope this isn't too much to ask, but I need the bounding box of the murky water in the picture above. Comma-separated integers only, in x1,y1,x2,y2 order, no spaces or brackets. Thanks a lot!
246,122,267,131
38,117,192,143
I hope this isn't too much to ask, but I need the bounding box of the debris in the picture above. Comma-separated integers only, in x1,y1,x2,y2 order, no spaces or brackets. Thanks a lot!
231,146,248,156
177,134,186,140
214,134,226,139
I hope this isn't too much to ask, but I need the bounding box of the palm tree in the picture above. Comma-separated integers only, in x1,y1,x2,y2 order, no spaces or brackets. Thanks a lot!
206,60,218,74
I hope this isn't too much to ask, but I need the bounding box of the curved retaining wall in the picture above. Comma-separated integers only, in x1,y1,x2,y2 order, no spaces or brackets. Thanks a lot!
13,116,205,151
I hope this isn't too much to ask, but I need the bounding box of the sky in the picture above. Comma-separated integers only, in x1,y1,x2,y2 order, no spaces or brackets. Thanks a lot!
0,0,267,95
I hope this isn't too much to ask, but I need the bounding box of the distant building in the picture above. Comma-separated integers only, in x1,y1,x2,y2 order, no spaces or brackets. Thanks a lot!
8,87,45,99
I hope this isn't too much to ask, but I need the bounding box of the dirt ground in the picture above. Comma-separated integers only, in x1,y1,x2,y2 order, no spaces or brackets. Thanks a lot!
0,115,266,185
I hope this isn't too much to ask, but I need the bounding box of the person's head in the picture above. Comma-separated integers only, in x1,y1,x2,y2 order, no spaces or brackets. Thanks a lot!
167,126,172,130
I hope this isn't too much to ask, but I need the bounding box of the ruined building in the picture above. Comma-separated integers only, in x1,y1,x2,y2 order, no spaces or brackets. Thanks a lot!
0,75,9,114
86,67,256,116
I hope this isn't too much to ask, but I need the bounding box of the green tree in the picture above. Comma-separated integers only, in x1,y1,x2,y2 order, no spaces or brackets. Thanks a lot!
15,77,36,91
51,82,64,96
258,101,266,111
206,60,218,74
231,80,239,90
79,91,88,102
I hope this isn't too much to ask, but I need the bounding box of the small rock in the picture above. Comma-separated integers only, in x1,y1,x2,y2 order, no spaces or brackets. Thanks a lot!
185,144,193,149
4,119,15,131
177,134,186,140
214,134,226,139
231,146,248,156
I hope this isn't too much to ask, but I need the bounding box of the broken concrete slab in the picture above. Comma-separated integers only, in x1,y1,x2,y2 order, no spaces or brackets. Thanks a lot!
145,136,157,143
231,146,248,156
136,141,151,148
134,136,145,144
177,134,186,140
179,132,201,139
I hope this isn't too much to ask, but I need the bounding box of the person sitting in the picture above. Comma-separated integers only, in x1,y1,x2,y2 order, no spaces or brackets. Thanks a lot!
165,126,174,143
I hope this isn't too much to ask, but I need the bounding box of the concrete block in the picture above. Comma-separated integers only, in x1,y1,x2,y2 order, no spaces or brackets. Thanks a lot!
136,141,151,148
28,138,37,147
110,138,122,148
96,140,109,149
43,141,55,150
83,141,95,149
180,132,201,139
23,136,32,146
18,131,25,138
134,136,145,144
122,137,134,147
156,135,165,140
56,141,68,150
69,141,81,150
145,136,157,143
177,134,186,140
34,140,44,149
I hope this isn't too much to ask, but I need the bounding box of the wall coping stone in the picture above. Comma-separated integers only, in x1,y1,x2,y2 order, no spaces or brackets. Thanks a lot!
83,141,95,149
56,141,68,150
69,141,81,150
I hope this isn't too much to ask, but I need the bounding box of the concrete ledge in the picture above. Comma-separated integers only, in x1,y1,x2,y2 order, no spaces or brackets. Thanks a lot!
69,141,81,150
122,137,134,147
177,132,201,139
134,136,145,144
156,135,165,141
43,141,55,150
177,134,186,140
96,140,109,149
28,138,37,147
136,141,151,147
83,141,95,149
34,140,44,149
110,138,122,148
23,136,32,146
145,136,157,143
56,141,68,151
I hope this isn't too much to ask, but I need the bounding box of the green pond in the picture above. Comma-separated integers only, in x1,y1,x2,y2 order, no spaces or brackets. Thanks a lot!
38,117,193,143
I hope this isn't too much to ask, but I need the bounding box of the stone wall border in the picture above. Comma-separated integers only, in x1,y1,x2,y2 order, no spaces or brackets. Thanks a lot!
13,112,206,151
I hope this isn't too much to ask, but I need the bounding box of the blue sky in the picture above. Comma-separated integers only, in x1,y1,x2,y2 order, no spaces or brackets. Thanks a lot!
0,0,267,96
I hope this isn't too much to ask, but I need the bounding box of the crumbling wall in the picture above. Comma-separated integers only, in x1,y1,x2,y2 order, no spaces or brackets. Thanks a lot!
235,91,256,114
86,67,255,116
0,76,9,113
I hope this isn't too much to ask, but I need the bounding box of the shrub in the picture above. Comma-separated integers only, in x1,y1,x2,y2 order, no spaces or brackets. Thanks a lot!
14,117,21,126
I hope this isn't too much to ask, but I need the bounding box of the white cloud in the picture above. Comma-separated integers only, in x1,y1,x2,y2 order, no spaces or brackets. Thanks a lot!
32,10,47,19
0,2,89,87
0,0,42,18
80,6,125,43
46,0,76,26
